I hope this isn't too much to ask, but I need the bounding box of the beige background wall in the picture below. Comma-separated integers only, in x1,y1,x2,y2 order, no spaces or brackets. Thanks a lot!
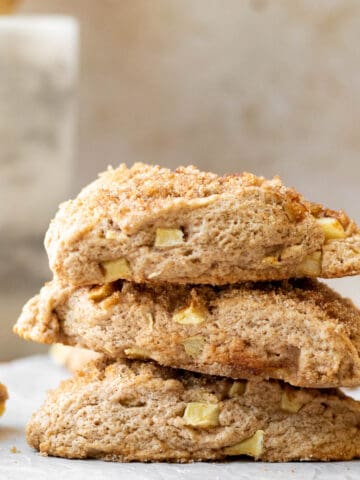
19,0,360,212
2,0,360,359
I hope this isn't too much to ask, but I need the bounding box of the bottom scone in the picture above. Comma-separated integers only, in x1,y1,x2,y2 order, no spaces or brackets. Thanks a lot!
28,359,360,462
0,383,8,416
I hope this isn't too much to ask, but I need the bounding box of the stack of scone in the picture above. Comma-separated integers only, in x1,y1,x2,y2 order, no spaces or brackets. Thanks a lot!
15,163,360,462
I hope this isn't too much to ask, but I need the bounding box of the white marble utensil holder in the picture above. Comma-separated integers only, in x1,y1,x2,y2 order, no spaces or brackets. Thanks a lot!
0,16,78,239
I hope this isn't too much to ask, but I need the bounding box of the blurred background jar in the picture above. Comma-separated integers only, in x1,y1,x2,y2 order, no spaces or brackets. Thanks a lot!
0,7,78,358
2,0,360,359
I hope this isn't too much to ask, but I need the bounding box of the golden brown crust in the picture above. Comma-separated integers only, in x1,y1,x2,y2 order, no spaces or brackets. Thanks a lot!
0,383,8,416
0,383,8,404
27,359,360,462
15,278,360,388
44,163,360,286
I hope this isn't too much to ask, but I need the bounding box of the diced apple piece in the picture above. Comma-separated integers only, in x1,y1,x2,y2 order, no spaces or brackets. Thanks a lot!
224,430,264,458
154,228,184,247
316,217,346,241
183,402,220,428
173,303,206,325
297,251,322,276
101,257,132,282
281,391,302,413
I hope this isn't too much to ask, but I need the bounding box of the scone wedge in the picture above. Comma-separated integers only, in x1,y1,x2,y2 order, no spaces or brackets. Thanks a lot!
45,163,360,286
27,359,360,462
15,278,360,388
0,383,8,417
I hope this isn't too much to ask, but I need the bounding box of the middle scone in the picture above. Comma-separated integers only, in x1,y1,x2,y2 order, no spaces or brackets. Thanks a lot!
15,278,360,389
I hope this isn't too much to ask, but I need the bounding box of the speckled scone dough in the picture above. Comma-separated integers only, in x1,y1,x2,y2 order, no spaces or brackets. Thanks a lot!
0,383,8,417
49,344,101,373
27,359,360,462
45,163,360,286
15,278,360,388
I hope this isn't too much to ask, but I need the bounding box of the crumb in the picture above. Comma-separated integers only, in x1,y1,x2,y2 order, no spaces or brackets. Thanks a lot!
10,446,20,454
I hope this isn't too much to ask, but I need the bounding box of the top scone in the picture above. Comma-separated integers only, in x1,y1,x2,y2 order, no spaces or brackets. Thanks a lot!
46,163,360,286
